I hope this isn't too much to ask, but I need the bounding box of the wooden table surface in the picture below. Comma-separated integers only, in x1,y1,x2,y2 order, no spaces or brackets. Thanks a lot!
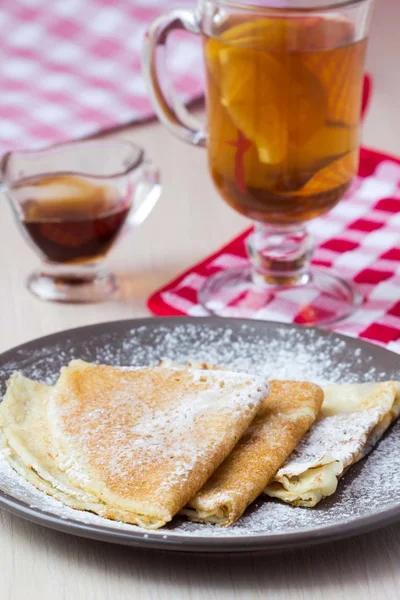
1,1,400,598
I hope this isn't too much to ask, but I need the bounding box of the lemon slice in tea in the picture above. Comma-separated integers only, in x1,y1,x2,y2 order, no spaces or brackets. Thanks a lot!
291,150,358,198
218,45,327,165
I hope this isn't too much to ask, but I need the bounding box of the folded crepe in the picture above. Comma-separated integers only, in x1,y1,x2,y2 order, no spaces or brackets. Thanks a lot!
0,359,268,529
265,381,400,507
0,374,106,513
182,380,323,525
158,361,323,525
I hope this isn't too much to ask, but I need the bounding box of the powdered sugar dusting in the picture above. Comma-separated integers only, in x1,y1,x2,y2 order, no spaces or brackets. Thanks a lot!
0,322,385,388
0,318,398,542
278,408,384,475
49,365,267,505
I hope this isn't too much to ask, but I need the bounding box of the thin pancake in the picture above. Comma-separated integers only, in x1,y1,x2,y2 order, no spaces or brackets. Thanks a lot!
0,373,111,514
265,381,400,507
181,380,323,525
1,360,267,529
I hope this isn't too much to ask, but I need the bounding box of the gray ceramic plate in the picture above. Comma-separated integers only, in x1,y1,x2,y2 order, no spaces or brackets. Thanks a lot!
0,317,399,553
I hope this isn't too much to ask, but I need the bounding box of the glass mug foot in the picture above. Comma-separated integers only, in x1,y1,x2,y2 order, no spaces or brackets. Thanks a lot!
27,269,118,303
199,266,362,326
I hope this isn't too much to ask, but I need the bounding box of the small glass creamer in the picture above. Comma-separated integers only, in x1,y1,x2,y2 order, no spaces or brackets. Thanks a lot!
0,139,161,303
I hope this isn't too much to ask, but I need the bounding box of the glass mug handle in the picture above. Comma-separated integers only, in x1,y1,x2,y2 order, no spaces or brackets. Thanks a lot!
142,9,207,147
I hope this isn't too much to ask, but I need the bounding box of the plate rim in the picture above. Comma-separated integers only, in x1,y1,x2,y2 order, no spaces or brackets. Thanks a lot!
0,315,399,553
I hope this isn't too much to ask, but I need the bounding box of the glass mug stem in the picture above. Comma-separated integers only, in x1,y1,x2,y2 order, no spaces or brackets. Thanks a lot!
247,224,314,287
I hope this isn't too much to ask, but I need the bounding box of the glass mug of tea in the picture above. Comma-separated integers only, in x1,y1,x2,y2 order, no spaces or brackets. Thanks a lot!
0,139,161,303
143,0,372,325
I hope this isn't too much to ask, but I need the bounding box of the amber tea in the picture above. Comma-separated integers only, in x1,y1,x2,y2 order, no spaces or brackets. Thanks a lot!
203,16,366,225
14,174,130,264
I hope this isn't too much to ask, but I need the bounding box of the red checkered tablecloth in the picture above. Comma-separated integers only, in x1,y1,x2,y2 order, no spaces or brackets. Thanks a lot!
148,144,400,354
0,0,203,154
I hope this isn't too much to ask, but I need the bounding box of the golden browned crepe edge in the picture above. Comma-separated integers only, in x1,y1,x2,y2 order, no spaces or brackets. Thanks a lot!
183,380,323,525
47,360,269,528
264,381,400,507
0,373,172,529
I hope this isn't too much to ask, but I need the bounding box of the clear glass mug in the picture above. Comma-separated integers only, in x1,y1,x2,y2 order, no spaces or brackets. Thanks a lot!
143,0,373,325
0,139,161,303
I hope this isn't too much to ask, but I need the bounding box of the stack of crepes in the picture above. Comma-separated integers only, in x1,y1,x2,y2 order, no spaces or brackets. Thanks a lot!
0,359,399,529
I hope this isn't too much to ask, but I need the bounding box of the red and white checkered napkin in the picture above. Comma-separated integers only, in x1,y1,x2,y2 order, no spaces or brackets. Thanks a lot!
148,145,400,354
0,0,203,155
